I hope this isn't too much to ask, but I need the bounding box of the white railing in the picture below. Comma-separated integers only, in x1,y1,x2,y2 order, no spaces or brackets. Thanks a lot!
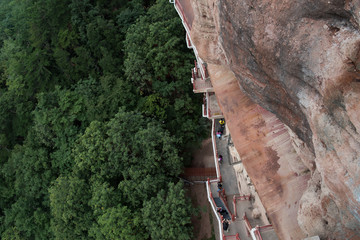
211,119,220,178
169,0,208,80
206,180,224,240
170,2,223,239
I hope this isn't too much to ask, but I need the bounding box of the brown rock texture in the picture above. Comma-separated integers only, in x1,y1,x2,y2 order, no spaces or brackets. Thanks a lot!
184,0,360,239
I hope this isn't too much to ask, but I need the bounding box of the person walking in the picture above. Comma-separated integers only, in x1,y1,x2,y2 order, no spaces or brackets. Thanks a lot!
218,155,223,164
222,218,230,232
219,119,225,127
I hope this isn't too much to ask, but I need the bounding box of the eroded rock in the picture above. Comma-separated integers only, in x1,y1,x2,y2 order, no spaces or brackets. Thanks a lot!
185,0,360,238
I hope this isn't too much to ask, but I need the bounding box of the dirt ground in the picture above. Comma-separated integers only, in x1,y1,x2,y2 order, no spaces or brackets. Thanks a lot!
186,138,216,240
188,184,215,240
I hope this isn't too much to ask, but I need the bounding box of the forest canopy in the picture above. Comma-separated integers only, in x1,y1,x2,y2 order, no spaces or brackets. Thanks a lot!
0,0,207,239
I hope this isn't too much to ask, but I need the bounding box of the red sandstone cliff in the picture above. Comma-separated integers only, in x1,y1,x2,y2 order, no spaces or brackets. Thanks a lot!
186,0,360,239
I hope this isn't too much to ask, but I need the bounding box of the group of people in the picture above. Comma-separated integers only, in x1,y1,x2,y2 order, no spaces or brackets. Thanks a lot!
216,119,225,139
216,119,231,232
216,207,231,232
217,119,225,163
217,120,225,163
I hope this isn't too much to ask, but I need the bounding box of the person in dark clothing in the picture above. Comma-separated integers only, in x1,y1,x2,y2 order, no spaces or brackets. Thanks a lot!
217,207,228,216
217,182,223,192
222,218,230,232
218,127,224,134
218,155,223,164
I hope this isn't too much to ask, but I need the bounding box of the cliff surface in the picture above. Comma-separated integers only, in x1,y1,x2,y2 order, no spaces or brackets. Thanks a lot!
186,0,360,239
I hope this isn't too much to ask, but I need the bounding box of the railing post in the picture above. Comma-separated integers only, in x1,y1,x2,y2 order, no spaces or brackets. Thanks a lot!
202,63,208,78
243,213,251,237
186,33,192,48
256,226,263,240
222,189,227,202
233,195,237,219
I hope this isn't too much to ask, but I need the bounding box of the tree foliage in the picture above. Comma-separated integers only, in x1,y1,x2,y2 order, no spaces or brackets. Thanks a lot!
143,182,194,240
0,0,207,239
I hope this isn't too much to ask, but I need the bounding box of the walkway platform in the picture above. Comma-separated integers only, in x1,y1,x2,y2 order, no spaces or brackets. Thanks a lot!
203,92,223,119
192,73,213,93
213,197,231,220
192,61,213,93
207,120,279,240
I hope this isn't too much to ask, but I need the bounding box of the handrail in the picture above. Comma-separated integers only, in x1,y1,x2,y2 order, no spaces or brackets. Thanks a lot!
169,0,208,80
233,196,237,219
234,195,251,200
258,224,273,231
217,189,235,223
243,213,252,236
206,179,224,240
224,233,241,240
171,0,191,32
243,213,272,240
211,119,221,179
186,33,192,48
192,68,196,81
255,228,263,240
202,63,208,78
208,96,212,118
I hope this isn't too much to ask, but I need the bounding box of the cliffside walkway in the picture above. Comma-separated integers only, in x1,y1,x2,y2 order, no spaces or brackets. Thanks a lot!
169,1,279,239
207,120,279,240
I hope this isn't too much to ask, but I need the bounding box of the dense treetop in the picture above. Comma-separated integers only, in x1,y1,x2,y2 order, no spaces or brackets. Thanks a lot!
0,0,208,239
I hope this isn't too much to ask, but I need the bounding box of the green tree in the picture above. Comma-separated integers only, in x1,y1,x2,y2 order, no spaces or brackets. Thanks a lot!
143,182,194,240
49,175,93,240
124,0,207,154
91,205,148,240
1,226,25,240
0,0,205,238
72,121,110,181
1,134,53,239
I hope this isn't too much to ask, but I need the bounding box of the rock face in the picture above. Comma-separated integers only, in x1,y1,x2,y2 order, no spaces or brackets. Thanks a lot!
186,0,360,239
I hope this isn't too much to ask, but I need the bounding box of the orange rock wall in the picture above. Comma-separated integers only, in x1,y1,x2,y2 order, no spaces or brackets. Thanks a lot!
184,0,360,239
208,64,309,239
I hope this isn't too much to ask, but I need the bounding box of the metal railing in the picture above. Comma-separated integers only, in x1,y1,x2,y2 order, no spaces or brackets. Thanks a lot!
206,179,224,240
169,0,208,80
243,213,273,240
224,233,241,240
211,119,221,179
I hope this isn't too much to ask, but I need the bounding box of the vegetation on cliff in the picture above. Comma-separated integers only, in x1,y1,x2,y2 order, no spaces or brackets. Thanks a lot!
0,0,206,239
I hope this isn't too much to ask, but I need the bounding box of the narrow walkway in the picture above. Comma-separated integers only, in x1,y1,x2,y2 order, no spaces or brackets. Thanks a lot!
213,197,231,220
208,120,279,240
